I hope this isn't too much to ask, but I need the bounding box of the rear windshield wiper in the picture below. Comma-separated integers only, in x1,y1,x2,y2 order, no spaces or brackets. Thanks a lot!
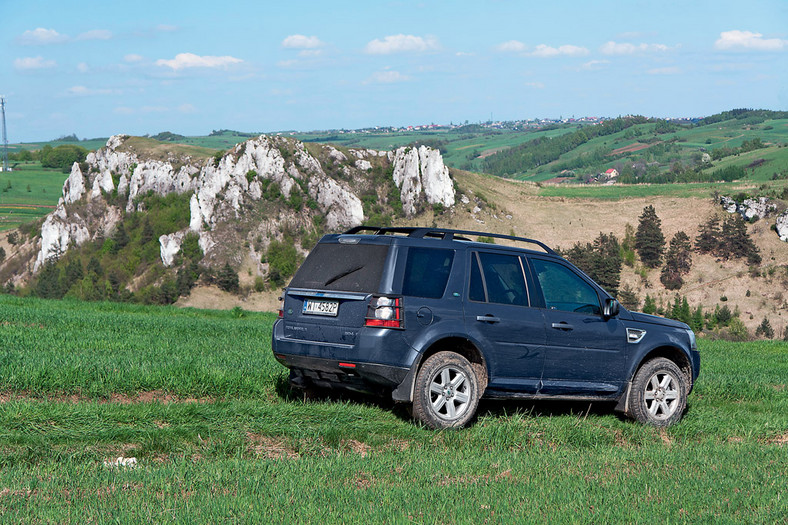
324,265,364,286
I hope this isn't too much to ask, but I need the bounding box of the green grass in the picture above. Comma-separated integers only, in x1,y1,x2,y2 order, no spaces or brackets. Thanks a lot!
0,294,786,521
0,162,66,231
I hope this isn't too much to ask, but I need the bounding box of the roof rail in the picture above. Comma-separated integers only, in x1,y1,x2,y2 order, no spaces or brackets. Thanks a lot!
342,225,556,255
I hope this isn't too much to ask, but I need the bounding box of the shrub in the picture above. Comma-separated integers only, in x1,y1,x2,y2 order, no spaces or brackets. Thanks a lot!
727,318,750,341
266,239,302,288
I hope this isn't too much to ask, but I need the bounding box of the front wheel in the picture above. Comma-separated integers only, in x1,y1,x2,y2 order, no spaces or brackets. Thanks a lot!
628,357,688,427
412,352,480,429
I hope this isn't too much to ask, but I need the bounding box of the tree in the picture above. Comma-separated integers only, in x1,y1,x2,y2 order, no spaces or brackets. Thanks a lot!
140,217,155,245
690,305,704,333
695,216,722,255
111,223,130,253
720,214,761,265
660,231,693,290
217,263,239,293
635,205,665,268
0,246,5,263
564,232,623,296
755,318,774,339
642,294,657,314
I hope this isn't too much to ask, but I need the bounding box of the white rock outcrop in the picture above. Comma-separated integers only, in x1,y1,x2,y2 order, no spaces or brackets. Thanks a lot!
777,211,788,242
159,232,186,267
720,195,776,221
32,134,455,272
390,146,455,216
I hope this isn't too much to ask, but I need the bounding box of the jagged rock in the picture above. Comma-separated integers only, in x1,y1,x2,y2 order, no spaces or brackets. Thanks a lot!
34,206,90,271
777,211,788,242
30,134,454,274
720,195,777,221
159,232,185,267
62,163,86,205
390,146,455,216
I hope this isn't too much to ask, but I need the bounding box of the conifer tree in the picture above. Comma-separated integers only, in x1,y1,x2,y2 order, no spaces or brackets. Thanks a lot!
660,231,693,290
635,205,665,268
695,215,722,255
720,214,761,265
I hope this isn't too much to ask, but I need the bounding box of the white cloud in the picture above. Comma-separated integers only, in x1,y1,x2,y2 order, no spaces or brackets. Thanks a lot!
67,85,117,96
714,30,787,51
530,44,589,57
14,56,56,70
124,54,144,63
647,67,681,75
114,106,134,115
178,104,197,113
282,34,325,49
497,40,527,53
579,59,610,71
277,59,298,68
364,34,439,54
524,82,545,89
155,53,243,71
76,29,112,41
600,41,672,55
365,70,410,84
18,28,68,45
77,62,90,73
298,49,324,58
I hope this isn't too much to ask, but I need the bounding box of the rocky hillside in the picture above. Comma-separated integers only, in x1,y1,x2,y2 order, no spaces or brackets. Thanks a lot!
0,134,461,299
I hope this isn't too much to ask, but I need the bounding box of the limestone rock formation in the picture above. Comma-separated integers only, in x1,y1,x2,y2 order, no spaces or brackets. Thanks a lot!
777,211,788,242
31,134,456,274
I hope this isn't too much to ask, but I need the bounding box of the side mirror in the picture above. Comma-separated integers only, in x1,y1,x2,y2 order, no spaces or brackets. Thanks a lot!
603,298,620,318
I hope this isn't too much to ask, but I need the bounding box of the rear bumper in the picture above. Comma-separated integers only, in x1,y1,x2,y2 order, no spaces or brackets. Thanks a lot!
273,352,410,390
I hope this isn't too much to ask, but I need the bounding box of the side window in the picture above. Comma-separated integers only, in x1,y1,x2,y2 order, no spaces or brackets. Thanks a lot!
472,252,528,306
402,248,455,298
530,258,601,315
468,254,486,302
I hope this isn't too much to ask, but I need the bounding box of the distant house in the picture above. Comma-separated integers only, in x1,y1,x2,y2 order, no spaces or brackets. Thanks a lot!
604,168,619,179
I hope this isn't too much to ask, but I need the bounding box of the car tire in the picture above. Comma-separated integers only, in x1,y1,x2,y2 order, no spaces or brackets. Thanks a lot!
628,357,688,427
412,352,480,429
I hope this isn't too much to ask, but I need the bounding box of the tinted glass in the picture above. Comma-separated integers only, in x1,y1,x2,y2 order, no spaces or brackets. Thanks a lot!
478,252,528,306
531,258,601,314
468,255,486,302
289,243,389,292
403,248,455,298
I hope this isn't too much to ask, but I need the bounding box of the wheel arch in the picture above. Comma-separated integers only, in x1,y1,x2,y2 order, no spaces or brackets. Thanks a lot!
635,345,694,389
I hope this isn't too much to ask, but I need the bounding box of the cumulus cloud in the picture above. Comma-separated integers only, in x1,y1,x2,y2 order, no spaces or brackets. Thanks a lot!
530,44,589,57
365,70,410,84
155,53,243,71
18,28,68,45
14,56,56,70
497,40,527,53
76,29,112,41
600,41,672,55
364,34,439,54
282,34,325,49
714,30,787,51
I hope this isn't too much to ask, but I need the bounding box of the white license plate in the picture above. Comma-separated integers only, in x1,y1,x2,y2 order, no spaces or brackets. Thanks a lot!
302,299,339,316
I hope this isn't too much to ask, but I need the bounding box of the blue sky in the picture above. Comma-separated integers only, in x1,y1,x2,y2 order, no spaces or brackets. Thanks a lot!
2,0,787,142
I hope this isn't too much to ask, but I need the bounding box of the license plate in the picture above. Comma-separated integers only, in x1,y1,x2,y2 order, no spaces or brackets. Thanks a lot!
303,299,339,316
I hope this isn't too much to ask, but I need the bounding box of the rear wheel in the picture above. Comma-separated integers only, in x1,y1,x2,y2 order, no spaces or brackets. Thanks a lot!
628,357,687,427
412,352,480,429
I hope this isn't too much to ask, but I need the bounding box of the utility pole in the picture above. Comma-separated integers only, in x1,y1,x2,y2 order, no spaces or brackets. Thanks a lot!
1,96,8,172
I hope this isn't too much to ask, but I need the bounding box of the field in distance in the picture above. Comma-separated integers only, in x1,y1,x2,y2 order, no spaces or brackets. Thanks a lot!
0,295,785,521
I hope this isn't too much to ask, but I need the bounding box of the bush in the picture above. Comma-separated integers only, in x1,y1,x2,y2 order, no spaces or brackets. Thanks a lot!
266,239,302,288
727,318,750,342
755,318,774,339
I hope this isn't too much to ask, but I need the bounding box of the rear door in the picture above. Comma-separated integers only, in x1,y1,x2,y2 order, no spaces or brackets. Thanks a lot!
463,250,546,393
527,256,627,396
281,239,390,350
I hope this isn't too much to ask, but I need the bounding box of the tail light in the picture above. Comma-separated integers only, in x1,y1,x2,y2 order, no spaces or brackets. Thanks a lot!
365,296,403,328
278,296,284,318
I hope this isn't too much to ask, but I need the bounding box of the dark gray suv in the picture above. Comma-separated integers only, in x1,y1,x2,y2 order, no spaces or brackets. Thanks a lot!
272,227,700,429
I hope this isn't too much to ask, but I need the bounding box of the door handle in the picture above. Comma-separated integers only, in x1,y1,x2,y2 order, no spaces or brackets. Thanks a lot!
551,322,574,331
476,315,501,323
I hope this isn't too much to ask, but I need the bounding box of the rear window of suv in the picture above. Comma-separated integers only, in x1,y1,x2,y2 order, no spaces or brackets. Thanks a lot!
289,242,389,292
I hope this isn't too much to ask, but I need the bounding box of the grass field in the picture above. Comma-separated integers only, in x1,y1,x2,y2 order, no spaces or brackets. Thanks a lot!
0,162,65,231
0,295,786,521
